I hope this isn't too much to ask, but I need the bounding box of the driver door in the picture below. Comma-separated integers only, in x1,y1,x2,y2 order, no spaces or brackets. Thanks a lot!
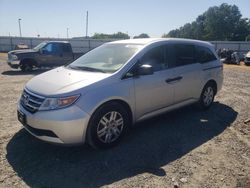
39,43,61,67
133,45,174,120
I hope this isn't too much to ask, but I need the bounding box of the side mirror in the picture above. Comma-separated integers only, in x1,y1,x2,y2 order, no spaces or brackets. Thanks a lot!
137,64,154,76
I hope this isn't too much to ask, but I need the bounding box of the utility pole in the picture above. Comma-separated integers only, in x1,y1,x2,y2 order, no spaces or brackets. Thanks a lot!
18,18,22,37
85,11,88,38
67,28,69,39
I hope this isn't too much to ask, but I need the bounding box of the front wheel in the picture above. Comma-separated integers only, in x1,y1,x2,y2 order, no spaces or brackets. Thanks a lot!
87,102,129,149
20,63,33,72
198,84,215,110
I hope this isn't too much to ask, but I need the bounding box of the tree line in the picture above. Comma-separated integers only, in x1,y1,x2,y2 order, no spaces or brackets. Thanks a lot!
164,3,250,41
87,4,250,41
91,32,150,39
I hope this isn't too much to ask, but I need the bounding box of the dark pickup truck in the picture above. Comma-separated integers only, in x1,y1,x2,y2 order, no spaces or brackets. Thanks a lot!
7,41,82,71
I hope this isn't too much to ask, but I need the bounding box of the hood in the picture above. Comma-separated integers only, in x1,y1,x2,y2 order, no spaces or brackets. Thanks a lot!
9,49,37,55
26,66,111,96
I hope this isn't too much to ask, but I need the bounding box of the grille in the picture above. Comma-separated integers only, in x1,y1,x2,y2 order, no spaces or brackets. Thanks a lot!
20,89,45,113
246,57,250,61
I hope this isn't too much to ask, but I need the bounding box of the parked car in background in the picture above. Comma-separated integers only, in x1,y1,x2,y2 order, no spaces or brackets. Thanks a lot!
231,51,240,65
238,52,245,62
7,41,83,71
219,49,242,65
245,51,250,65
219,48,233,64
15,43,29,50
17,38,223,149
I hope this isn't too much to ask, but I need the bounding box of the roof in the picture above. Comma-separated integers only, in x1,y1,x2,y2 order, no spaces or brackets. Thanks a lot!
45,41,70,43
110,38,213,48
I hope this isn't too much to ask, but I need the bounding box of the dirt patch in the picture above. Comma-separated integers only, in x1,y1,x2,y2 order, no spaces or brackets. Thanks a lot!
0,54,249,187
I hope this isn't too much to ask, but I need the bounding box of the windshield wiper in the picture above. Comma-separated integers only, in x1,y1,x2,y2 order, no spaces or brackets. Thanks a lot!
68,65,106,73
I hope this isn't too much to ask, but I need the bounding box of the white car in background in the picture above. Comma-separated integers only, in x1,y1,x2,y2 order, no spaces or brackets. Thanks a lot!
245,51,250,65
17,38,223,149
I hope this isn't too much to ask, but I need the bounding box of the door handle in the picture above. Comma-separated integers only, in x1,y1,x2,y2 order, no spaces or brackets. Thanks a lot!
165,76,183,83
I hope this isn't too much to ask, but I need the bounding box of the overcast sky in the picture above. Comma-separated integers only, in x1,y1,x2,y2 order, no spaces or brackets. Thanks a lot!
0,0,249,38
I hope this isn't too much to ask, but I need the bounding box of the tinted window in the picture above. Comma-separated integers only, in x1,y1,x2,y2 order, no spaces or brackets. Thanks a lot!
141,46,166,71
196,46,217,63
62,44,71,53
167,44,196,67
51,43,61,53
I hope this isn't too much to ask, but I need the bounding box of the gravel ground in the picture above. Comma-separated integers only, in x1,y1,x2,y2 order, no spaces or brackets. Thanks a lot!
0,53,249,188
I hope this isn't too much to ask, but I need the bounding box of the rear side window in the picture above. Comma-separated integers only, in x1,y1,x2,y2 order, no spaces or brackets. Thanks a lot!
196,46,217,63
62,44,72,53
141,46,167,71
167,44,196,67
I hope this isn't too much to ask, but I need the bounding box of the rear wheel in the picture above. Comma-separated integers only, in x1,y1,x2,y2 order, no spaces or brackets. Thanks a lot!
198,83,215,110
87,102,129,149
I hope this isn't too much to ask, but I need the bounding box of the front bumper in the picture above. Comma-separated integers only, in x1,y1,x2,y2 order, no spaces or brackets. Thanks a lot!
7,60,20,69
17,103,90,144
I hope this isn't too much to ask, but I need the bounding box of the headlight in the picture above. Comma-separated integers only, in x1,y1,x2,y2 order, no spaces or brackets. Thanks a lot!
39,94,80,111
11,54,18,60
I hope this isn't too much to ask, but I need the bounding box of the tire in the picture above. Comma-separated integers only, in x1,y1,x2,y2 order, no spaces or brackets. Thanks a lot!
87,102,129,149
20,63,33,72
198,83,215,110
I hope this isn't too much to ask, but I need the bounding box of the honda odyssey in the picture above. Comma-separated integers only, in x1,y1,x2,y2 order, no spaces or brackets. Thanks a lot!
17,38,223,148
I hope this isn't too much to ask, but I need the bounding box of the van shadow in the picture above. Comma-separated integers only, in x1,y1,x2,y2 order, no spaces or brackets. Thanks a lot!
1,68,51,76
6,102,237,187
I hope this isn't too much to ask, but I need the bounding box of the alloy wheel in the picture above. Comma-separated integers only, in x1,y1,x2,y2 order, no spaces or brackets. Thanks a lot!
97,111,124,143
203,86,214,106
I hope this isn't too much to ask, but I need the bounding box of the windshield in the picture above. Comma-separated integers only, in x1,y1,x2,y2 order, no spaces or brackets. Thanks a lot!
33,42,47,51
68,43,142,73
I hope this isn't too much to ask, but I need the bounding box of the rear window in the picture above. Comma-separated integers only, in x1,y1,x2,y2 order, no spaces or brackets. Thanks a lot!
196,46,217,63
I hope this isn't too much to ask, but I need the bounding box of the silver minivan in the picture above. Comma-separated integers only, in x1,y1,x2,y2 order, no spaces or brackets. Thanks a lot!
17,38,223,148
